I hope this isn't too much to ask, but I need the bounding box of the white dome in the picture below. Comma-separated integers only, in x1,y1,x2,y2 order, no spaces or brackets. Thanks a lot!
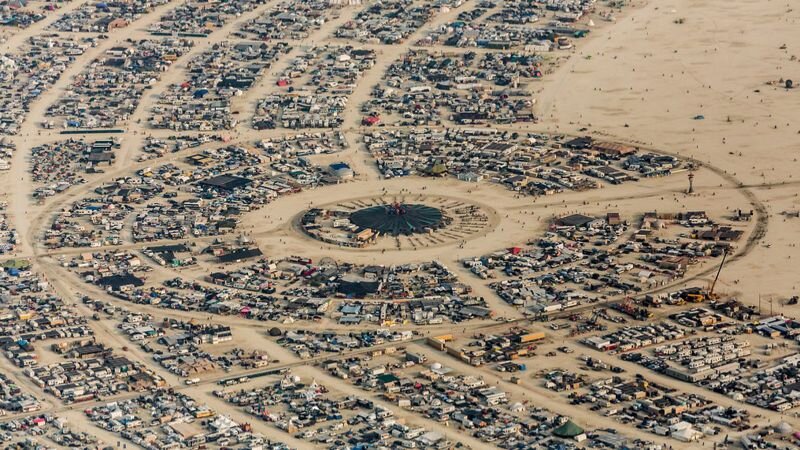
776,421,793,434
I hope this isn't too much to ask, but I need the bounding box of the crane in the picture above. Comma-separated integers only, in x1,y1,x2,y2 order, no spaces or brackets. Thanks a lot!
708,248,728,298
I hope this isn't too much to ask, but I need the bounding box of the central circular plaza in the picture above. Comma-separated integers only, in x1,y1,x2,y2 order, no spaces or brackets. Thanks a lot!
297,193,498,250
349,203,446,236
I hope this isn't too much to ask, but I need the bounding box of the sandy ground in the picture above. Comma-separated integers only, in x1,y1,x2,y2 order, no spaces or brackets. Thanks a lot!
403,342,701,449
238,168,747,261
0,1,88,53
0,0,798,447
533,0,800,310
60,409,141,450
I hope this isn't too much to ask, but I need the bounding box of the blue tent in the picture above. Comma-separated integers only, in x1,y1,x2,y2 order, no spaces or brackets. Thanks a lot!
193,88,209,99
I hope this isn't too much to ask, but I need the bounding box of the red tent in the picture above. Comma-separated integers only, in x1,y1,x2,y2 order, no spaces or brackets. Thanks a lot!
362,115,380,126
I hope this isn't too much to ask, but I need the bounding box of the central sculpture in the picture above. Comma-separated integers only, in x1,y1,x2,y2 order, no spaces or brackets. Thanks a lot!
349,203,445,236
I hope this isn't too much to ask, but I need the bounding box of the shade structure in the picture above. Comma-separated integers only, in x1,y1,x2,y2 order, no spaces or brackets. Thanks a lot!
350,203,444,236
552,420,584,438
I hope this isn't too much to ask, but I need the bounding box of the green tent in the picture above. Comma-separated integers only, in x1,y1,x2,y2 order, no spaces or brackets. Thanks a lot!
376,373,399,385
2,259,31,270
553,420,584,438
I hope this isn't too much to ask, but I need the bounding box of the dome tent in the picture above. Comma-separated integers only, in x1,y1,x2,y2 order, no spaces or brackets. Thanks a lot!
776,421,793,434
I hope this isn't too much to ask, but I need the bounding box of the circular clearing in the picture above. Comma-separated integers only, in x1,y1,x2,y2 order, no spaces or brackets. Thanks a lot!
299,193,496,250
